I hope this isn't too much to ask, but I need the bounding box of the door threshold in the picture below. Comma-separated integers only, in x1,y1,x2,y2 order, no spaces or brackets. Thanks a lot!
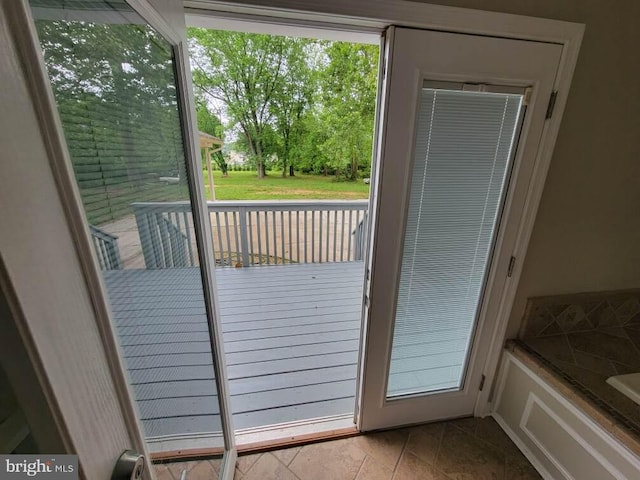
236,414,357,453
150,414,357,460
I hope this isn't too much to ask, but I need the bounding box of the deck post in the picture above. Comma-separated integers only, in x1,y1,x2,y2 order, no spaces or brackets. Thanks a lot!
238,206,250,267
133,206,157,269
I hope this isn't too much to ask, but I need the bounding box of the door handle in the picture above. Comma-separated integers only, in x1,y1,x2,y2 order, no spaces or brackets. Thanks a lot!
112,450,145,480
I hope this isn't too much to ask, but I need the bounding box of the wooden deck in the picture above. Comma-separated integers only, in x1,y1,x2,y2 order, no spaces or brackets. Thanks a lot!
103,262,364,448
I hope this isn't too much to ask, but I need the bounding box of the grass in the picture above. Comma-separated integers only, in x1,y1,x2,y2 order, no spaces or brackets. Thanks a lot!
204,170,370,200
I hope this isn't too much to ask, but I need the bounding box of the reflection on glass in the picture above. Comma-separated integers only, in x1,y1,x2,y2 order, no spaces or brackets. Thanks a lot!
30,0,223,452
387,87,523,397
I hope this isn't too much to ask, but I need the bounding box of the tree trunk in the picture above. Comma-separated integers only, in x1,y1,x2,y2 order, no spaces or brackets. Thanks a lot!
350,155,358,181
323,166,328,176
255,140,265,179
289,165,295,176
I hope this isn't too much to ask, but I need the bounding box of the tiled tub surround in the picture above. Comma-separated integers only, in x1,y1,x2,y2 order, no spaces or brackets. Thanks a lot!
515,289,640,454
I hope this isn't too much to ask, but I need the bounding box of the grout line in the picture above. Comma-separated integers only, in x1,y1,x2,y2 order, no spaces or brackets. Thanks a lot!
352,453,367,480
392,430,410,475
432,423,446,473
238,453,262,477
287,445,302,467
269,452,303,480
562,334,579,367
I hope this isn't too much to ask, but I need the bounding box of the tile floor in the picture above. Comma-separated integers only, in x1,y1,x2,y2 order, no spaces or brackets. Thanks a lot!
154,416,541,480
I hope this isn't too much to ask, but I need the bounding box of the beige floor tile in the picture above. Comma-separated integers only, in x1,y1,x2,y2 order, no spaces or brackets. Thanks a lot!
272,446,301,466
394,452,450,480
447,417,479,435
289,438,366,480
405,422,445,466
435,425,505,480
166,461,191,479
187,460,219,480
236,453,262,474
154,464,175,480
355,456,393,480
242,453,299,480
474,417,524,459
349,430,407,470
157,417,541,480
505,455,542,480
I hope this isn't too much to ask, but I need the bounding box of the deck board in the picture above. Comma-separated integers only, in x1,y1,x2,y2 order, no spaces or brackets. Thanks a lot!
104,262,364,445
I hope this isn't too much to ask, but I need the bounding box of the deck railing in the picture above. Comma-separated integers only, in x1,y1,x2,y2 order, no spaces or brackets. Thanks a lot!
131,200,369,268
89,224,122,270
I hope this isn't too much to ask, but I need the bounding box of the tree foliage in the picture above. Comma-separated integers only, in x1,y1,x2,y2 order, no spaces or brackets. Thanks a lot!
189,30,289,178
196,101,228,175
321,42,378,180
36,19,188,223
188,30,378,181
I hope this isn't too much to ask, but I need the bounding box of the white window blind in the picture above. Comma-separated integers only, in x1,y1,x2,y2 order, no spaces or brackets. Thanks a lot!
387,87,523,397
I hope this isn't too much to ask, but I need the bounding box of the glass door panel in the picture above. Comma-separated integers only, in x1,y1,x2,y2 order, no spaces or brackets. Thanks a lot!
388,86,524,398
360,26,562,431
30,0,230,461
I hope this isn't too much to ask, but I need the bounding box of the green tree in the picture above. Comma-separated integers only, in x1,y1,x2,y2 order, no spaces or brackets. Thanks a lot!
294,111,331,175
269,38,315,176
195,101,228,176
320,42,378,180
189,29,288,179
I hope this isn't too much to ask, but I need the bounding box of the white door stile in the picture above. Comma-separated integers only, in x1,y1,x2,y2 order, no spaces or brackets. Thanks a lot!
474,28,584,417
354,26,394,428
169,22,239,480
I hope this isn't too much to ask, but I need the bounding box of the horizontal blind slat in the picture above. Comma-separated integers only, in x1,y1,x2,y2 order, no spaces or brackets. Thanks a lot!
388,88,523,397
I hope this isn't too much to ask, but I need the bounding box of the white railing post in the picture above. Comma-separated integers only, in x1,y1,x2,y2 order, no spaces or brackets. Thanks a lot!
238,205,251,267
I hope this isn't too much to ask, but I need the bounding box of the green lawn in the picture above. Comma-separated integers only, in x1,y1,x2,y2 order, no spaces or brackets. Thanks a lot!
204,170,370,200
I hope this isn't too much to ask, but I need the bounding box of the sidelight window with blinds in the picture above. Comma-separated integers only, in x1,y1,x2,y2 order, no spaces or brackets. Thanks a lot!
387,84,524,398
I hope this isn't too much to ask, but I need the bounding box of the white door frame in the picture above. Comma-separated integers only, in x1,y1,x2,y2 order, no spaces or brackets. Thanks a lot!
0,0,236,477
183,0,583,423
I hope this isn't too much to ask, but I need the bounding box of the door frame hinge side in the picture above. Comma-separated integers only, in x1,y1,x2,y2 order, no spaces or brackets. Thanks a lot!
545,90,558,119
507,256,516,278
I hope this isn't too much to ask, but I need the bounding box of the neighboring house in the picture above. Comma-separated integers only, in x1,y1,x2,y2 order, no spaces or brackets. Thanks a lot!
226,150,248,166
1,1,639,479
